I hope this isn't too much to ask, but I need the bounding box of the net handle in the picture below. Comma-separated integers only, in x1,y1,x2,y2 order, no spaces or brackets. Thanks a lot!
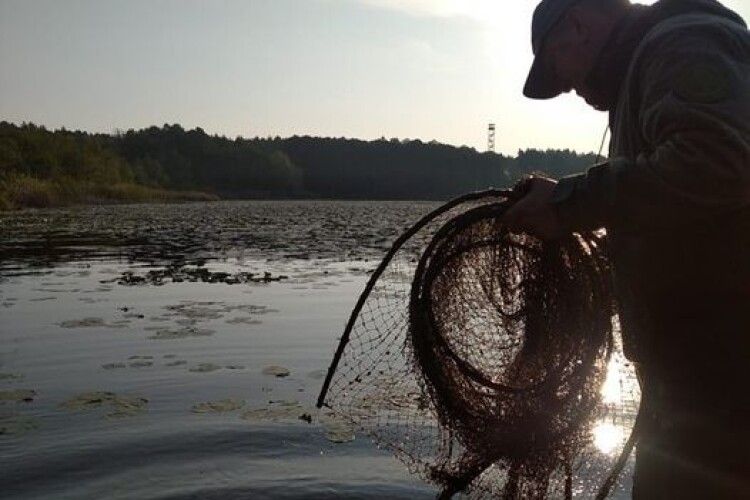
316,188,515,408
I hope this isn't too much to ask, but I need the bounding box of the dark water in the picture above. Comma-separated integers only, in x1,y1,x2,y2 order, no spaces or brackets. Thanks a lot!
1,201,440,500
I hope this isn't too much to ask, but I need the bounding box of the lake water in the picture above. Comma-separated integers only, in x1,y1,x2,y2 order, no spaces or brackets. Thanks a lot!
0,200,635,499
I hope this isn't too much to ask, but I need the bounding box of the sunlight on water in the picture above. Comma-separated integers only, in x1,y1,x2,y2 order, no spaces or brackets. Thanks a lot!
593,422,625,454
601,356,623,405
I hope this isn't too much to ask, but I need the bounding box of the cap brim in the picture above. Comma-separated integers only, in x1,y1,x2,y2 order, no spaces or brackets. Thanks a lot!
523,54,564,100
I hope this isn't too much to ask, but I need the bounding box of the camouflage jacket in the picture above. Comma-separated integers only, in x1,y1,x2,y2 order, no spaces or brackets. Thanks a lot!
551,3,750,374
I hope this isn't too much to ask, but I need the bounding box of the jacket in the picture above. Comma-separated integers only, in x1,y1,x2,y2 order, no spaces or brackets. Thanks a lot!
551,0,750,400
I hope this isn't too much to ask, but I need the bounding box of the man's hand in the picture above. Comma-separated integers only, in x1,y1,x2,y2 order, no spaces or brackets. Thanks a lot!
504,176,565,240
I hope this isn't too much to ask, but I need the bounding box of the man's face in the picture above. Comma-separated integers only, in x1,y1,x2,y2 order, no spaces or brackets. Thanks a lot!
539,12,602,109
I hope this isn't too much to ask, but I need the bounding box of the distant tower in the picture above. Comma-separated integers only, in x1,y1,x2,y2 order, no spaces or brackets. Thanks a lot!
487,123,496,153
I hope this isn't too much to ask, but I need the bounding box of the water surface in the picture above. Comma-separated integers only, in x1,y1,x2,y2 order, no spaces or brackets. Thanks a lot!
0,200,635,499
1,200,439,499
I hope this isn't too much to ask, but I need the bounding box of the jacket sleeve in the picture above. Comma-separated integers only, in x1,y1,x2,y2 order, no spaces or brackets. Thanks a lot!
551,21,750,233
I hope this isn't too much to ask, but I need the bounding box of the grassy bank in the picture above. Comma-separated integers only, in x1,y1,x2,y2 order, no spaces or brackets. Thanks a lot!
0,173,218,211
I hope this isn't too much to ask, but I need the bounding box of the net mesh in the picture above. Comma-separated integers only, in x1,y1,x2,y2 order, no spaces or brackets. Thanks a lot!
318,191,641,499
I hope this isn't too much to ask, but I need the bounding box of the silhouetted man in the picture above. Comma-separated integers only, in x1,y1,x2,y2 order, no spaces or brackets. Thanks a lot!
504,0,750,497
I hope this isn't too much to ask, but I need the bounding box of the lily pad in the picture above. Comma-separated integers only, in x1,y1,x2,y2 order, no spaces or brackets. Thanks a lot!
262,365,290,378
189,363,221,373
128,361,153,368
148,327,215,340
225,317,262,325
59,317,106,328
60,391,148,419
321,417,356,443
191,398,245,413
224,304,279,315
240,402,307,423
101,363,127,370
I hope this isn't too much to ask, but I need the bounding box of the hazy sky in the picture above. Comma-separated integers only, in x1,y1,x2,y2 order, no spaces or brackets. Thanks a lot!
1,0,748,154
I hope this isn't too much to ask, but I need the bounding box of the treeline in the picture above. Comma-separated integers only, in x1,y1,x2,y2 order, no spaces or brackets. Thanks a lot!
0,121,600,209
252,136,599,200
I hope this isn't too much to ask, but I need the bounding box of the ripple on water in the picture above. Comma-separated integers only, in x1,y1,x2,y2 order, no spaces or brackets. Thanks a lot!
0,414,40,436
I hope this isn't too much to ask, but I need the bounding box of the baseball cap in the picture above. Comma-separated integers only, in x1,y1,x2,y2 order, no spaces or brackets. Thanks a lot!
523,0,583,99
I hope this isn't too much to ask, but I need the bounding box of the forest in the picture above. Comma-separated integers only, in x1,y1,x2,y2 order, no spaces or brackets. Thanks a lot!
0,121,600,209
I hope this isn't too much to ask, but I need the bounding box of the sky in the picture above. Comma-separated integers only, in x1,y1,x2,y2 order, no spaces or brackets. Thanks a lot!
1,0,748,155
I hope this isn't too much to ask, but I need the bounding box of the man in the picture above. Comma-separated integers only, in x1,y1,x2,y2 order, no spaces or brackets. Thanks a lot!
505,0,750,497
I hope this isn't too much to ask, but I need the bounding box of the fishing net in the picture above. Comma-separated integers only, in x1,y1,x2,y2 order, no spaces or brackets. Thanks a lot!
317,190,641,499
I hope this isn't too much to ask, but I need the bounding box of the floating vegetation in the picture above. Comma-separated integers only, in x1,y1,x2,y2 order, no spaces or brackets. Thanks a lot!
166,305,222,319
321,416,356,444
163,354,177,359
30,296,57,302
165,360,188,367
223,304,278,315
146,302,280,334
78,297,109,304
128,361,153,368
147,327,215,340
59,391,148,419
58,317,106,328
191,398,245,414
0,414,40,436
189,363,221,373
225,317,262,325
58,317,125,329
128,355,154,360
262,365,290,378
239,400,307,423
117,267,288,286
0,389,36,403
224,365,245,370
122,313,145,319
101,363,127,370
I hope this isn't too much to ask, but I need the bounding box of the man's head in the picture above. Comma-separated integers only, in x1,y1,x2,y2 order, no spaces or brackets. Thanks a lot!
524,0,631,110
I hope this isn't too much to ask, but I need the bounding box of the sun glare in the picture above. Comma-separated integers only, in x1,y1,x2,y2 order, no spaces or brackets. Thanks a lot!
593,422,625,454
